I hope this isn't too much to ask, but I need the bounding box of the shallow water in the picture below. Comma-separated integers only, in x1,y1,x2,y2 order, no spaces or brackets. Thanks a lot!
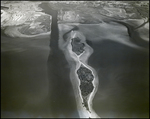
1,1,149,118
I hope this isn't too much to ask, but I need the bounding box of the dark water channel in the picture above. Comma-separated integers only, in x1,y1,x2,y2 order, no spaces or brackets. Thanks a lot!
1,2,149,118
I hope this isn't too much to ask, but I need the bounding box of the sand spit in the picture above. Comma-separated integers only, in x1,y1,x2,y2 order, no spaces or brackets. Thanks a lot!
59,26,100,118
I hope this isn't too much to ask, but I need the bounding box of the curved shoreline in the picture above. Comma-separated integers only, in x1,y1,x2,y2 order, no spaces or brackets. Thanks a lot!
4,26,51,38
